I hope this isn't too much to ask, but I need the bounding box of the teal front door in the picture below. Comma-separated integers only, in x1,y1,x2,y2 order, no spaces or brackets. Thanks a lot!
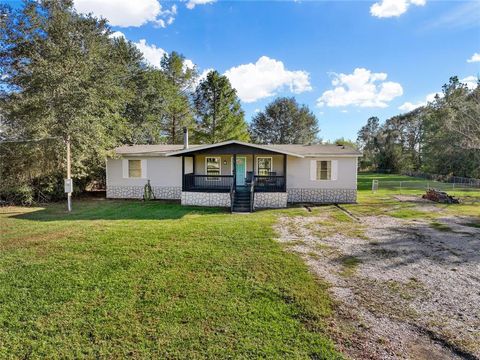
235,157,246,186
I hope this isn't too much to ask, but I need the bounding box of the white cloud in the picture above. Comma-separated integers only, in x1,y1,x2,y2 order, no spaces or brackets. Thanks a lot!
461,76,478,90
183,59,196,72
467,53,480,63
317,68,403,108
370,0,426,18
398,92,441,112
73,0,176,27
109,34,200,72
424,1,480,30
198,68,214,81
109,31,126,39
186,0,216,10
224,56,312,103
399,77,478,112
134,39,167,67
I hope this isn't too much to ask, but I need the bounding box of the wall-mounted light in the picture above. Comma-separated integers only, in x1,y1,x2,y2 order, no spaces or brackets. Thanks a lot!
223,160,228,165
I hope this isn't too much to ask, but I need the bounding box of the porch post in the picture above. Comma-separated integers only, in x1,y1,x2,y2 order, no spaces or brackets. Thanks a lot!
252,154,256,177
192,155,195,174
283,154,287,192
233,154,237,187
182,155,185,191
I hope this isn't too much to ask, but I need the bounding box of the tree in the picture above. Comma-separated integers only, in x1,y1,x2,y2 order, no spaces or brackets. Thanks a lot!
356,76,480,178
159,51,197,144
193,70,249,143
356,116,380,170
441,77,480,150
249,97,319,144
161,51,197,91
422,77,480,177
0,0,144,199
331,138,358,149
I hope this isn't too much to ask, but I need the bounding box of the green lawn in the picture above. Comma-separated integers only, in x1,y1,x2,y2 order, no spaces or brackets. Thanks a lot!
0,201,340,359
1,173,478,358
354,173,480,218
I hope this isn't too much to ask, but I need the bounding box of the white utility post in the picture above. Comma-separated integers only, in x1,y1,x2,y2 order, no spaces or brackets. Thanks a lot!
65,135,72,212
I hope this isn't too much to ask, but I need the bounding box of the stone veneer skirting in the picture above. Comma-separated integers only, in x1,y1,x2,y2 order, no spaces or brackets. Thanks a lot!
254,192,288,209
107,186,356,205
181,192,231,207
107,185,181,200
287,188,357,204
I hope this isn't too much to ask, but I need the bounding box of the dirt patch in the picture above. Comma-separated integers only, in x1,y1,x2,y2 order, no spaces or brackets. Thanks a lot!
275,212,480,359
394,195,433,203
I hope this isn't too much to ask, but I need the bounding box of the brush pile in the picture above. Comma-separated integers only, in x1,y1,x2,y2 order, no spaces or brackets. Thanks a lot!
422,189,459,204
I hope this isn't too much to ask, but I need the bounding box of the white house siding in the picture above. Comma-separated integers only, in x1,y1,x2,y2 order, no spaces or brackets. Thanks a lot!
106,157,183,199
106,154,358,204
286,156,357,203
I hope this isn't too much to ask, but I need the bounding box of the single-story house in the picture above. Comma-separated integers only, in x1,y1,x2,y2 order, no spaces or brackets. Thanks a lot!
106,130,361,212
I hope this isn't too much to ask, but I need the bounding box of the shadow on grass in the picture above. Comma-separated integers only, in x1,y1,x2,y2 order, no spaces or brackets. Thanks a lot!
11,199,228,222
352,222,480,267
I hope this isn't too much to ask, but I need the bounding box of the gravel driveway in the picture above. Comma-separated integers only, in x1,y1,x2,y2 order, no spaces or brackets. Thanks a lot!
275,206,480,360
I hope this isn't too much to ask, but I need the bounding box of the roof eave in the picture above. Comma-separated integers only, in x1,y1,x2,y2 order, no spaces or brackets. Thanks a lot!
165,140,304,158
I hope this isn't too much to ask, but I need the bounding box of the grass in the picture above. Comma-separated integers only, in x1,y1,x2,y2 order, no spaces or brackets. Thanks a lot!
430,221,454,232
0,201,342,359
0,173,478,358
345,173,480,219
338,256,361,277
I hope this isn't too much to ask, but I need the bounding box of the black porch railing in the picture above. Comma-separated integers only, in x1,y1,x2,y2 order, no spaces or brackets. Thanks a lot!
183,173,234,192
253,175,286,192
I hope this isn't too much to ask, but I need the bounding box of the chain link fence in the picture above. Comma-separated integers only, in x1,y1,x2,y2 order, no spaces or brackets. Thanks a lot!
371,179,480,194
402,171,480,188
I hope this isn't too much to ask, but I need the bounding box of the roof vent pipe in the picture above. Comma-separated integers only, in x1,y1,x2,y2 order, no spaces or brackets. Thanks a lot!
183,127,189,149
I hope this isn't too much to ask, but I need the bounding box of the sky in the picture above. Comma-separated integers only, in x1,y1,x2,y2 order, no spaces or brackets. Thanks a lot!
4,0,480,141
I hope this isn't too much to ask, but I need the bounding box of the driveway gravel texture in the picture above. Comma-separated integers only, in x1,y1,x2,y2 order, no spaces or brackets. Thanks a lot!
275,203,480,360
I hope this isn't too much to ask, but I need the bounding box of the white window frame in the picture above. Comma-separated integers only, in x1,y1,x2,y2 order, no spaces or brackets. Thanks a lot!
310,159,338,182
122,158,147,179
316,160,331,181
256,156,273,176
205,156,221,181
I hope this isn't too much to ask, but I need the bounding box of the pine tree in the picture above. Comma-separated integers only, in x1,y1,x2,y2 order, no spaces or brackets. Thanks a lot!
193,71,249,143
160,51,196,144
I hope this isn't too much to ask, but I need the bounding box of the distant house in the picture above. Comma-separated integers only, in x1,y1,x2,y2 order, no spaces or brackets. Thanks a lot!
106,130,361,212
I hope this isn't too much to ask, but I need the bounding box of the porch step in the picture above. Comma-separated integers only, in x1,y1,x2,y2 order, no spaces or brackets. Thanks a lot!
233,190,252,213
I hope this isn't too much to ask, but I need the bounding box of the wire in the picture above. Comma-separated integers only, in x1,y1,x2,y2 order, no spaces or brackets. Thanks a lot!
0,136,62,143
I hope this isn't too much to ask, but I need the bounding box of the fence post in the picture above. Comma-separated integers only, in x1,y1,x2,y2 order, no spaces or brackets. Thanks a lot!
399,181,402,194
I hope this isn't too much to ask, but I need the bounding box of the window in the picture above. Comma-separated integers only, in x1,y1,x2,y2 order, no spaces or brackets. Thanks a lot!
128,160,142,178
206,157,221,179
257,157,272,176
316,160,331,180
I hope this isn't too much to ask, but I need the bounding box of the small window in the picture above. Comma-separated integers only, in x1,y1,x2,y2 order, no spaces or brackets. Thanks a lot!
128,160,142,178
257,157,272,176
206,157,221,180
316,160,331,180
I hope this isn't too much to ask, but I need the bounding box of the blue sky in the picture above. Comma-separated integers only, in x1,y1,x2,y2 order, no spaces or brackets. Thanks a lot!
5,0,480,141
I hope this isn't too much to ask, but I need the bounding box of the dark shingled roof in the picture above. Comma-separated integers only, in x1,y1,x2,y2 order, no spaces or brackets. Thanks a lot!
113,141,361,157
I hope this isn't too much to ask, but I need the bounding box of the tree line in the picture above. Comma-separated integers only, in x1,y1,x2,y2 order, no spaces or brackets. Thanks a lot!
357,77,480,178
0,1,319,203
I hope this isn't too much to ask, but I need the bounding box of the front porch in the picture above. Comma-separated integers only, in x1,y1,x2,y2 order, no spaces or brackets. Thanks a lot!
181,153,287,193
173,142,292,211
